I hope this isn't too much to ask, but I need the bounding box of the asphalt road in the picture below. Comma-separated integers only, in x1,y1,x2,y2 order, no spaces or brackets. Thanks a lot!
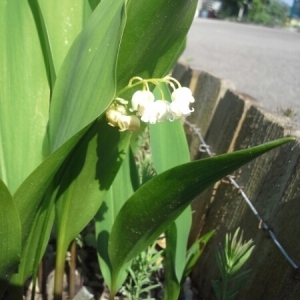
181,18,300,123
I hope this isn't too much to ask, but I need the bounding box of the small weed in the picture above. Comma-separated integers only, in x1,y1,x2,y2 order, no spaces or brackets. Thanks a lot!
124,242,163,300
211,228,254,300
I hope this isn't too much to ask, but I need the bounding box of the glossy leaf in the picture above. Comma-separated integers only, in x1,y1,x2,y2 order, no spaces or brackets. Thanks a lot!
8,128,85,291
129,147,140,192
55,119,131,257
27,0,56,89
49,0,126,151
10,193,55,289
163,223,182,300
0,0,49,194
38,0,91,73
150,83,192,298
150,84,191,175
95,149,134,290
0,180,21,297
108,137,294,287
116,0,198,92
13,129,85,249
10,0,126,288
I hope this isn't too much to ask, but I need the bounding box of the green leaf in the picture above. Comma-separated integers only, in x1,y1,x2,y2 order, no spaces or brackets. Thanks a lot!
10,193,55,290
95,149,134,290
0,0,49,194
38,0,92,73
163,223,181,300
55,119,131,260
149,84,191,175
108,137,293,287
27,0,56,89
9,130,85,289
49,0,127,151
150,83,191,299
86,0,101,12
116,0,198,92
129,147,140,192
183,230,215,280
13,129,85,249
0,180,21,297
211,280,222,300
6,0,127,289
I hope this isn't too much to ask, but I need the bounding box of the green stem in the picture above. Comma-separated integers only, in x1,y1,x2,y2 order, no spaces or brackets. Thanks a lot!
110,268,121,300
221,274,229,300
116,80,144,97
69,240,76,299
53,242,67,300
110,281,116,300
117,76,174,97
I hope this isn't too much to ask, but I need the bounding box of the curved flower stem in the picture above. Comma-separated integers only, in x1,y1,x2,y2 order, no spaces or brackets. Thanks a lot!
116,81,145,97
128,76,144,86
164,75,181,89
152,81,165,100
117,75,179,98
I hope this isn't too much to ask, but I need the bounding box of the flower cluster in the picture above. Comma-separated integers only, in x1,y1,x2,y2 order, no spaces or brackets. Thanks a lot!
106,76,195,131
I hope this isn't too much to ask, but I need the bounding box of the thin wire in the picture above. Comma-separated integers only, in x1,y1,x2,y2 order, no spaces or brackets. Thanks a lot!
184,120,300,272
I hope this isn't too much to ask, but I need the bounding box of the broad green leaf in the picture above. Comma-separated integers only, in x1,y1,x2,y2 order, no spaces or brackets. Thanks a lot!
10,0,126,286
49,0,126,151
9,128,86,289
55,119,131,258
0,0,49,194
95,149,134,290
150,85,191,175
0,180,21,297
150,83,191,298
27,0,56,89
7,133,83,294
13,128,85,249
129,147,140,192
116,0,198,92
86,0,101,12
108,137,293,287
39,0,91,73
10,193,55,290
163,223,181,300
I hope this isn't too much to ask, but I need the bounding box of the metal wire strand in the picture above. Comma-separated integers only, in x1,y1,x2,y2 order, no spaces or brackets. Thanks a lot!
184,120,299,273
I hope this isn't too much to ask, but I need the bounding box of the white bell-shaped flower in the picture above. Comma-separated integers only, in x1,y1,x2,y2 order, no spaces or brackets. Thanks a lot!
169,87,194,120
140,102,158,124
171,87,195,103
139,100,171,124
153,100,171,122
130,90,155,115
169,99,194,120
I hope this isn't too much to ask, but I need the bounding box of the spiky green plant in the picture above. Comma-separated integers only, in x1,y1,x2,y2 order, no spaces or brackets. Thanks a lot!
212,228,255,300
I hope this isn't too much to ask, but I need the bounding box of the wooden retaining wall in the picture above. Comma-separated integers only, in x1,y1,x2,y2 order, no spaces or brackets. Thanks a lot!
173,62,300,300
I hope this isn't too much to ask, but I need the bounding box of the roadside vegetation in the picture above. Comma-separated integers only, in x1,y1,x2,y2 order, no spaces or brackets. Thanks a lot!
219,0,290,26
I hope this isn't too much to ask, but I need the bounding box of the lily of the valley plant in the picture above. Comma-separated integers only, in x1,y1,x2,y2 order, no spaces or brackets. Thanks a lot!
0,0,293,299
106,76,194,131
